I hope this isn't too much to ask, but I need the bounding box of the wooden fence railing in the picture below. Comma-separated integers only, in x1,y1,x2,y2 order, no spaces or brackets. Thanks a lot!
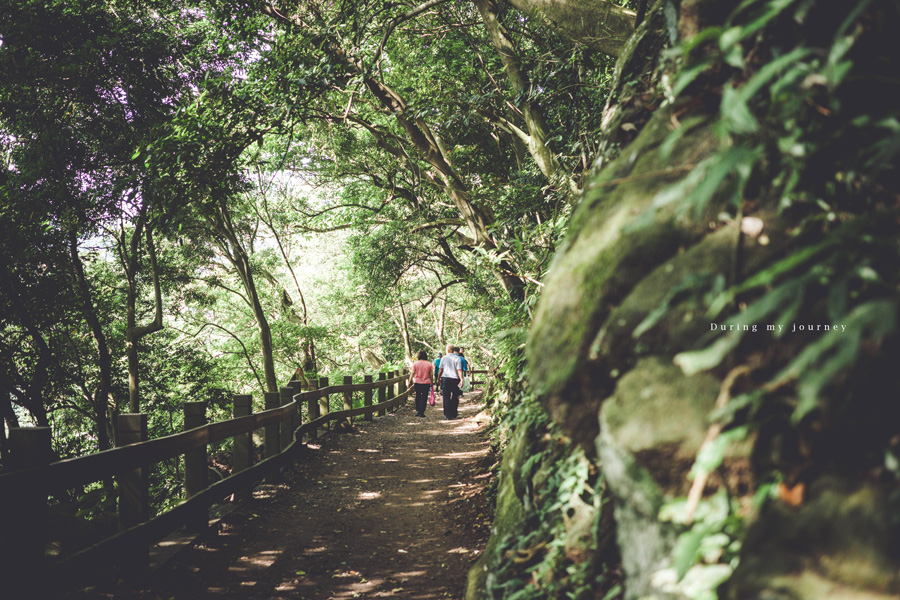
0,369,419,592
468,368,490,386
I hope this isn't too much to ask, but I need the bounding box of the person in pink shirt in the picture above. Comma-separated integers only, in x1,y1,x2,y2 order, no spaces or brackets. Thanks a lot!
408,350,434,417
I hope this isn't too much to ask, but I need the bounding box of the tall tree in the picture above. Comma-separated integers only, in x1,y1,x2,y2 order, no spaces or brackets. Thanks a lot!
204,195,280,393
474,0,580,198
111,198,164,413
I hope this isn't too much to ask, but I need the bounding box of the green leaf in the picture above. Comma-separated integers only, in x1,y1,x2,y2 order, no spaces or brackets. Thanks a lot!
685,146,758,218
741,46,813,100
683,564,734,598
721,85,758,133
649,157,714,212
771,286,804,339
673,525,711,579
707,242,833,317
633,274,715,339
674,331,742,376
672,59,716,98
718,26,744,52
722,47,812,133
710,390,765,422
681,27,724,54
690,426,749,479
723,0,798,49
602,585,623,600
724,44,745,69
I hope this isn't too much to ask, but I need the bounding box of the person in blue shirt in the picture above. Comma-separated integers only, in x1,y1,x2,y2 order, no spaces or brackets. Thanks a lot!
433,353,442,385
458,348,468,396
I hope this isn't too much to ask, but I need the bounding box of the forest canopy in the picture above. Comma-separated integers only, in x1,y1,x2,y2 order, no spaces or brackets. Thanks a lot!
0,0,616,454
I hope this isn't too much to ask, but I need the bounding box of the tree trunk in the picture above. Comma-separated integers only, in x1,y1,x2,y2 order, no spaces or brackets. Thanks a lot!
68,230,112,451
474,0,580,197
256,192,318,380
209,200,280,394
0,389,20,462
397,301,414,365
0,255,51,427
123,209,164,414
507,0,636,58
437,296,447,346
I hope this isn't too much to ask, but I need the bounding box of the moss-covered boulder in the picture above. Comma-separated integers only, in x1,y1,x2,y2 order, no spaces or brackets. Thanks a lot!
527,108,721,448
596,358,727,600
522,0,900,599
466,421,530,600
725,477,900,599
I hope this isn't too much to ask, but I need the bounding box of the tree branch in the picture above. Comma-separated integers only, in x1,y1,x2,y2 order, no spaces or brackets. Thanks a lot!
372,0,455,68
176,322,264,391
418,279,464,309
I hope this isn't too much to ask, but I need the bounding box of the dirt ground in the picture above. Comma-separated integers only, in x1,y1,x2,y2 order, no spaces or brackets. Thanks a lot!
81,390,495,600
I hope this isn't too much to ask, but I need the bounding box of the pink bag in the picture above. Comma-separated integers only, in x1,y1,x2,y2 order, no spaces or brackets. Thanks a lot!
429,387,436,406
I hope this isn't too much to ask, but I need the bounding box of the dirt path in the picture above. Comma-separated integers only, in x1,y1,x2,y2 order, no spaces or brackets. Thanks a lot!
93,390,494,600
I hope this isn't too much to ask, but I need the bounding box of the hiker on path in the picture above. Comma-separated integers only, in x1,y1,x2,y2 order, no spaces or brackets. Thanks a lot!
433,353,443,386
437,345,464,420
458,349,469,396
409,350,434,418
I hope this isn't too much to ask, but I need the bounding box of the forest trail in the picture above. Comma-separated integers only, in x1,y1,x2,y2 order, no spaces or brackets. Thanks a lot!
78,391,494,600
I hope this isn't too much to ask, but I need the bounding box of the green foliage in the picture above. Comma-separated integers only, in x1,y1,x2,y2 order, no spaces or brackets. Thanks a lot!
616,3,900,597
486,396,618,600
659,490,745,600
637,0,900,450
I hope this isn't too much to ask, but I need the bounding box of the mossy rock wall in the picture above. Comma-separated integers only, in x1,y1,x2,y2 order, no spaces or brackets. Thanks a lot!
466,407,614,600
466,421,529,600
471,0,900,599
519,0,900,599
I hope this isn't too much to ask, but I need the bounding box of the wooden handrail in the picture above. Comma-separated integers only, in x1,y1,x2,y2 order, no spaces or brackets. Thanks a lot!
0,364,489,590
0,374,407,494
50,384,414,588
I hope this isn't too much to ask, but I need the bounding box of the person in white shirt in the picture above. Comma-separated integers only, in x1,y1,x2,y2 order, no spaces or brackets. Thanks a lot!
437,344,464,419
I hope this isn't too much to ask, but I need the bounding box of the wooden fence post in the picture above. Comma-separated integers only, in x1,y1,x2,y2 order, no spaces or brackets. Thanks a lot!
318,376,330,432
279,386,295,456
307,379,319,441
264,392,281,483
343,375,353,426
233,394,252,502
117,413,149,573
364,374,373,421
2,426,52,588
183,402,208,499
388,370,396,412
184,402,208,532
290,380,303,441
378,372,387,417
290,380,303,416
404,367,411,408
